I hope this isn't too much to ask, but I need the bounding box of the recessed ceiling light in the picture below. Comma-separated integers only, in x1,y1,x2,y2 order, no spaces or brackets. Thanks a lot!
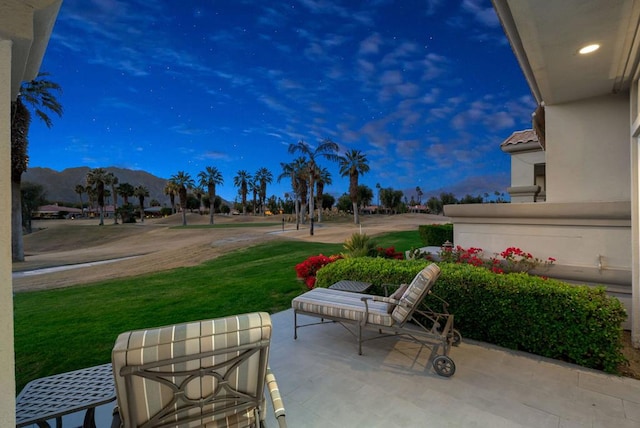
579,44,600,55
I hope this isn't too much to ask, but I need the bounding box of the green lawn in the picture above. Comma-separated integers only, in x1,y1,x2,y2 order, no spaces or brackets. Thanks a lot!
14,230,422,392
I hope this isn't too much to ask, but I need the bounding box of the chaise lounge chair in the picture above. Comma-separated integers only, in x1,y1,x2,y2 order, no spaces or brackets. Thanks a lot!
111,312,286,427
292,263,459,377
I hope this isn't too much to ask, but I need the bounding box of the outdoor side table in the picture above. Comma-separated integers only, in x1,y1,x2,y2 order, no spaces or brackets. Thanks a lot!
329,280,373,293
16,363,116,428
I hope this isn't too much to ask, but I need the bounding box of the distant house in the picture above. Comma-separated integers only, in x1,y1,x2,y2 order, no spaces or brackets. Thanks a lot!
445,0,640,344
32,204,83,219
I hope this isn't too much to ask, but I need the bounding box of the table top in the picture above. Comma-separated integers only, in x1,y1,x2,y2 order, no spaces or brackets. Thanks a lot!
329,280,373,293
16,363,116,427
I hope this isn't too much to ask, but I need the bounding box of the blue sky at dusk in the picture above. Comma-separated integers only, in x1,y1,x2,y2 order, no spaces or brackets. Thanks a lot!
29,0,534,203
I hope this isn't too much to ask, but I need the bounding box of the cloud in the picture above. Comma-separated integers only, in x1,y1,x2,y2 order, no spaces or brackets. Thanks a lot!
460,0,500,28
359,33,382,55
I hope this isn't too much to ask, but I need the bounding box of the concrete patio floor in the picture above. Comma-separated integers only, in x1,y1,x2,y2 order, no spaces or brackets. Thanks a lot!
36,309,640,428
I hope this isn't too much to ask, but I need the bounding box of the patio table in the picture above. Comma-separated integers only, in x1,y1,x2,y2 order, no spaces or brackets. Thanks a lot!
16,363,116,428
328,280,373,293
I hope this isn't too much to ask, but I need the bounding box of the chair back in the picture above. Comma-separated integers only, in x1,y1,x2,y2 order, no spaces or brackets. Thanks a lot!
391,264,441,325
112,312,272,428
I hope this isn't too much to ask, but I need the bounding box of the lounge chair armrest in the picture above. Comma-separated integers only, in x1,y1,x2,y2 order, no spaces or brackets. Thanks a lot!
266,367,287,428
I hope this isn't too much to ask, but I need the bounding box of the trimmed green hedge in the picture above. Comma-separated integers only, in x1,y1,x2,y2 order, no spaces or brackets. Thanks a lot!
315,258,627,373
418,223,453,246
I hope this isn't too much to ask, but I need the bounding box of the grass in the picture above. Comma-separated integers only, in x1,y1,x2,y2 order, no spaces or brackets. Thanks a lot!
13,230,422,392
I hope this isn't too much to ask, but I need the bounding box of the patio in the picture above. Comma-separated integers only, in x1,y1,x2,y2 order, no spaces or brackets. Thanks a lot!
29,309,640,428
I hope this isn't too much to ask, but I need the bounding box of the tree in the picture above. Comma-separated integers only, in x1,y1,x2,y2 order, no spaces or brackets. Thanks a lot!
198,166,223,224
106,172,119,224
337,193,352,212
249,177,259,215
278,158,308,229
315,166,332,222
415,186,423,204
321,193,335,210
10,72,63,261
21,182,46,234
117,182,135,206
357,184,374,208
380,187,404,214
117,182,135,223
134,185,149,222
74,184,85,216
86,168,109,225
254,167,273,216
288,139,340,235
427,196,443,214
164,181,179,214
233,170,252,215
338,149,370,224
170,171,195,225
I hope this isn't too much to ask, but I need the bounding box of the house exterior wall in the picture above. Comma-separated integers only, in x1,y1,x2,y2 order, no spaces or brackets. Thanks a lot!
0,37,15,427
545,93,630,203
511,151,545,187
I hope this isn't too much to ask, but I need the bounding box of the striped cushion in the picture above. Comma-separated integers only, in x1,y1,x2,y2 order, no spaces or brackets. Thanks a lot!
391,264,441,324
112,312,272,428
292,287,394,327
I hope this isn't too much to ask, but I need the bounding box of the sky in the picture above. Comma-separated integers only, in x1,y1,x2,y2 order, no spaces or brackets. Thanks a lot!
28,0,535,203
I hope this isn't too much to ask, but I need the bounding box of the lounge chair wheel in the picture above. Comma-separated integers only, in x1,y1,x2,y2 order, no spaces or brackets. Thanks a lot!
451,329,462,346
433,355,456,377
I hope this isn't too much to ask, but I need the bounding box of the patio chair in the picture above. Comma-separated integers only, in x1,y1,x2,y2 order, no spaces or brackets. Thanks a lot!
292,263,460,377
111,312,286,428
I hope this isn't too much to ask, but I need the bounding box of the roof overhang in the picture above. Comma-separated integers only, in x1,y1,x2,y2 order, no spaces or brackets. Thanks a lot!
0,0,62,100
492,0,640,105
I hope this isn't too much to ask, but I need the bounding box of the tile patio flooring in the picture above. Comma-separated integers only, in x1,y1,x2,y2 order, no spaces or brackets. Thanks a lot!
33,309,640,427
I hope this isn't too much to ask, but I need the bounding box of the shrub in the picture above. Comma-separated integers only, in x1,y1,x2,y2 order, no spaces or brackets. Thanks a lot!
418,223,453,246
315,258,627,373
295,254,342,289
342,232,376,257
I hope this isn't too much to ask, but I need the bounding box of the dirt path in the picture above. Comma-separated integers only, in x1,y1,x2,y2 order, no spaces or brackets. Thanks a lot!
12,213,443,292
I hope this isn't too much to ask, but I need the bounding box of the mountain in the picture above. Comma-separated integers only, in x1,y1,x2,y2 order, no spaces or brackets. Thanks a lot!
22,167,172,206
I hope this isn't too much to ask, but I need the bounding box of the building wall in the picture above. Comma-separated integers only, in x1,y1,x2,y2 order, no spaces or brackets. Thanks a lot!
511,151,545,187
0,37,15,427
546,93,630,202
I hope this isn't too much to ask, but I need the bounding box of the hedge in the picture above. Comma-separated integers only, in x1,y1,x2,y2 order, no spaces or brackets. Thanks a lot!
418,223,453,246
315,258,627,373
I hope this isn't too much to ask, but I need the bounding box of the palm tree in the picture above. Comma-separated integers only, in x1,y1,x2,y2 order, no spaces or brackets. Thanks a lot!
164,181,179,214
198,166,224,224
233,170,252,215
86,168,109,225
10,72,63,261
416,186,423,205
254,167,273,216
288,139,340,235
74,184,85,216
106,173,119,224
118,182,135,206
170,171,195,225
315,166,332,222
249,178,259,215
134,185,149,223
339,149,370,224
278,157,307,229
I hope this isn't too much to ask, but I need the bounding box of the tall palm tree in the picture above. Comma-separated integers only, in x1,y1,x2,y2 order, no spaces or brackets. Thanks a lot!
164,181,179,214
198,166,224,224
134,185,149,223
74,184,85,216
106,172,119,224
249,178,259,215
288,139,340,235
118,182,135,206
233,170,252,215
254,167,273,216
10,72,63,261
86,168,109,225
278,157,307,229
339,149,370,224
315,166,332,222
170,171,195,225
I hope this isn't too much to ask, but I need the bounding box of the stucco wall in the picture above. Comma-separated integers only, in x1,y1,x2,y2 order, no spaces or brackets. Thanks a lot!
511,150,545,187
545,93,630,202
0,38,15,427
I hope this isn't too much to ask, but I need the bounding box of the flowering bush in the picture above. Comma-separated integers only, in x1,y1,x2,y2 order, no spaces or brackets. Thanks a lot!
436,245,555,274
295,254,342,289
374,246,404,260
